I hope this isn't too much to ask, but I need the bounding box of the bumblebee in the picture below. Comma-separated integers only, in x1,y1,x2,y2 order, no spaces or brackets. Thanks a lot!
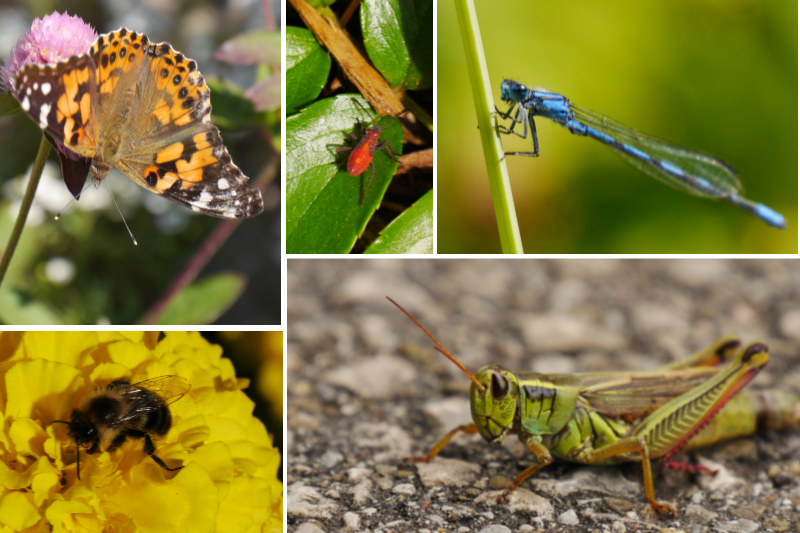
52,375,190,480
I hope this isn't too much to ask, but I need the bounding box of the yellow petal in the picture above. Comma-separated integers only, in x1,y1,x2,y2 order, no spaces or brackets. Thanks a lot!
0,490,41,530
106,464,218,533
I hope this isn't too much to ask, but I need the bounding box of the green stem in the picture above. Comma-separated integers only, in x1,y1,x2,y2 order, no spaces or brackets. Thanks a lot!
0,135,50,287
453,0,523,254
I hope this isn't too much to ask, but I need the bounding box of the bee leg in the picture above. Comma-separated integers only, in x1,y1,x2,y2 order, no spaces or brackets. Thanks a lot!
141,432,183,473
105,431,129,453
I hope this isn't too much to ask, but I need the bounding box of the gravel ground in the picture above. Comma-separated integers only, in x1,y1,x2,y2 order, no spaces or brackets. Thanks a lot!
287,259,800,533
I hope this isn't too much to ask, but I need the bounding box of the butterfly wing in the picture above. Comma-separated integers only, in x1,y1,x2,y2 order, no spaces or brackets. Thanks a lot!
12,54,99,158
113,32,264,218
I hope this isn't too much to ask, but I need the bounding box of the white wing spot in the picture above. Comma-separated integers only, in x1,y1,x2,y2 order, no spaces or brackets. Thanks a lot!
26,87,32,96
41,82,51,95
217,178,230,190
21,96,30,111
38,103,52,128
33,82,38,90
198,191,213,202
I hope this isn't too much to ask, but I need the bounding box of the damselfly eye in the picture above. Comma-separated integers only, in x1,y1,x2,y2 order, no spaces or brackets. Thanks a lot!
491,373,508,399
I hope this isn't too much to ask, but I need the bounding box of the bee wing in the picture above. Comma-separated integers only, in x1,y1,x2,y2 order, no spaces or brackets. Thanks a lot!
130,375,192,406
113,396,168,426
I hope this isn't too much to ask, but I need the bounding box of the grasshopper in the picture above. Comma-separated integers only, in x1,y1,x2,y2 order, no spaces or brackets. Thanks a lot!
388,297,800,517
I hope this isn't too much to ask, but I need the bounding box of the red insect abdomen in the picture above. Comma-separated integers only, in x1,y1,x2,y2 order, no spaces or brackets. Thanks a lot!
347,128,381,175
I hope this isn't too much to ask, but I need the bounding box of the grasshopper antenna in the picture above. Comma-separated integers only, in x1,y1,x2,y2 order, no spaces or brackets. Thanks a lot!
386,296,485,393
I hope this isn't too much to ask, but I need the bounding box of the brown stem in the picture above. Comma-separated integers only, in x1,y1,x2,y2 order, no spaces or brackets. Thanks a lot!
288,0,404,117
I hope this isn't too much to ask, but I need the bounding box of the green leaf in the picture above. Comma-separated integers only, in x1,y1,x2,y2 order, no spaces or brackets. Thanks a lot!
286,27,332,114
287,95,402,254
362,0,433,90
365,189,433,253
0,93,20,118
0,289,67,325
206,77,259,129
155,273,246,325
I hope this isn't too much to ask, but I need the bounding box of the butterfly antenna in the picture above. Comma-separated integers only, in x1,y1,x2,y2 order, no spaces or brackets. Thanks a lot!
104,181,138,246
54,182,93,220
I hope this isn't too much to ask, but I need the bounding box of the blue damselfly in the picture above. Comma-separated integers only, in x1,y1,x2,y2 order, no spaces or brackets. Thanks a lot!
497,79,786,229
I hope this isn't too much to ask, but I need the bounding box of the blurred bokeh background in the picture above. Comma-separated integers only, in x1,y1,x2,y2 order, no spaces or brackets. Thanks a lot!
0,0,281,325
438,1,797,253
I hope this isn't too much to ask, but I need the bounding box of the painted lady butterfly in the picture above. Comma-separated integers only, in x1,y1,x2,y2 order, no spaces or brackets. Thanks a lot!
12,28,263,219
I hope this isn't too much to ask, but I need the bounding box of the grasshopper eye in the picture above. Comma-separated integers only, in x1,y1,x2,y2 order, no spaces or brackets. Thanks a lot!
491,373,508,399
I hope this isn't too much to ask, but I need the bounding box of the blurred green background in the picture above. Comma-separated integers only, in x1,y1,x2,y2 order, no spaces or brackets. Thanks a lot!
438,0,797,253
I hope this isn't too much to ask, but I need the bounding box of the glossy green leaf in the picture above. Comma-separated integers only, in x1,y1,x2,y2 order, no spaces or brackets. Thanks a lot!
286,27,331,114
287,95,402,254
364,189,433,254
155,273,246,325
362,0,433,90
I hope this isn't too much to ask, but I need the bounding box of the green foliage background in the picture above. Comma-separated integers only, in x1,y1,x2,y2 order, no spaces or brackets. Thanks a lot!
438,0,797,253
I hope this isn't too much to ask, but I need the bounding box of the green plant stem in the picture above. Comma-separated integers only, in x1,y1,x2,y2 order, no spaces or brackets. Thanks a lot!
453,0,523,254
0,135,50,287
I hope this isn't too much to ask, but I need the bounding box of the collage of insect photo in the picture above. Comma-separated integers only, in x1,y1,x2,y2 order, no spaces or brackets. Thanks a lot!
0,1,798,533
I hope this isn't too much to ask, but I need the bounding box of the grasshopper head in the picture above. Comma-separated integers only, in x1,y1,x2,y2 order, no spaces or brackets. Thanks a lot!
470,366,519,445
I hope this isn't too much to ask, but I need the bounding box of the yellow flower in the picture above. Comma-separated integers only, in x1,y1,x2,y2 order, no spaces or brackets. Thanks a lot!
0,331,283,533
219,331,283,419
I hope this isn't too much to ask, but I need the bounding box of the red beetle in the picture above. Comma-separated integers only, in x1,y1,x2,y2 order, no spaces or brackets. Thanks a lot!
337,99,400,206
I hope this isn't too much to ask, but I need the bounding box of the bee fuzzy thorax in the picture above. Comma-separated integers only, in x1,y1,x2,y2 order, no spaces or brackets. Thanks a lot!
82,388,127,448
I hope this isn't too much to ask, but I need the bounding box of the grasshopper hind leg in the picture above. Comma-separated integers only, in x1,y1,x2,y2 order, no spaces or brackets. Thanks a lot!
579,436,677,517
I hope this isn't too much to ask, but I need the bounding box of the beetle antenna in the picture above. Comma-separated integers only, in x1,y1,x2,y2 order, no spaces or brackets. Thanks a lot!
386,296,485,393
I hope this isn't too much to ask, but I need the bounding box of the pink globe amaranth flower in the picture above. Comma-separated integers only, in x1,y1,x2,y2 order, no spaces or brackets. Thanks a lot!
0,11,97,93
1,12,97,164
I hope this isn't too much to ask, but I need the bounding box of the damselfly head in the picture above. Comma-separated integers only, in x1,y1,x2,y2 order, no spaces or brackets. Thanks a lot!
500,79,529,103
